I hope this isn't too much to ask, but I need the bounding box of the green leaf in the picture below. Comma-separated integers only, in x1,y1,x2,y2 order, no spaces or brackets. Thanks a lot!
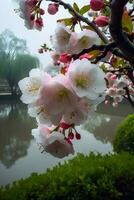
122,10,133,33
88,50,101,59
80,5,90,15
82,25,94,31
73,2,79,12
57,18,73,26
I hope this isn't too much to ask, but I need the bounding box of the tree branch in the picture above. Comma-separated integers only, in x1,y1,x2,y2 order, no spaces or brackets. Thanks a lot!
109,0,134,64
72,42,126,63
46,0,109,43
72,43,115,60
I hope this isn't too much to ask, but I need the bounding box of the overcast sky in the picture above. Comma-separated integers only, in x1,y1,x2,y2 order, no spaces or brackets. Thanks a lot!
1,0,89,66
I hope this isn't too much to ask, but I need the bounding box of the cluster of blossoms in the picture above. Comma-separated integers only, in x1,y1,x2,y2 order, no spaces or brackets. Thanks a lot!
19,0,59,30
19,0,109,30
19,0,45,29
19,23,106,158
51,23,100,55
105,72,134,107
18,0,134,158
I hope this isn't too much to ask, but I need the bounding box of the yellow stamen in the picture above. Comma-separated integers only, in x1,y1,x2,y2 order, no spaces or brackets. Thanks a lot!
28,84,40,92
57,89,69,102
75,74,90,89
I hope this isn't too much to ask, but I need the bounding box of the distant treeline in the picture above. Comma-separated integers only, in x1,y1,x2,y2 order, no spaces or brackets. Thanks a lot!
0,30,40,96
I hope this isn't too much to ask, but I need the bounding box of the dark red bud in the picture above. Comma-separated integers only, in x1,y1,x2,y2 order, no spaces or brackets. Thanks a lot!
76,132,81,140
30,14,35,21
38,48,44,54
68,132,74,140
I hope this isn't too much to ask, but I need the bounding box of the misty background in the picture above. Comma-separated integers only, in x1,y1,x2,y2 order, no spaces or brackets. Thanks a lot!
1,0,89,67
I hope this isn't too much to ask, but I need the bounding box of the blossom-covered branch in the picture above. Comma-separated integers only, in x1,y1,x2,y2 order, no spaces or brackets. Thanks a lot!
17,0,134,158
46,0,109,43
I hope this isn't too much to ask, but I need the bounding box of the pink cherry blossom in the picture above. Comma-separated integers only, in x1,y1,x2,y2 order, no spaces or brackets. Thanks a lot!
28,102,62,126
39,74,78,115
18,68,51,104
19,0,44,30
32,126,74,158
68,30,100,54
51,23,72,53
19,0,35,29
63,98,92,125
67,59,106,100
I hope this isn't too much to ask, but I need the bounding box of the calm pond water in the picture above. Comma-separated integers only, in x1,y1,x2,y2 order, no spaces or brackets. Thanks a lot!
0,99,133,186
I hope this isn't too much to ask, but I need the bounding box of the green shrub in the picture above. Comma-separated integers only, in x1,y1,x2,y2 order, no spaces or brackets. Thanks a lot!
0,153,134,200
113,114,134,153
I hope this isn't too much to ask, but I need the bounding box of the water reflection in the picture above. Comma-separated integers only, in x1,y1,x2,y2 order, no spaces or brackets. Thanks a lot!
83,113,123,143
0,99,131,186
0,100,36,168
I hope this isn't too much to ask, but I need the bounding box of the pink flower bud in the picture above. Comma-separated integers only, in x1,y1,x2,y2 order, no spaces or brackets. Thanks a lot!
38,48,44,54
66,137,72,145
35,18,43,28
30,14,35,21
47,3,59,15
27,0,38,7
59,53,72,63
105,72,113,79
95,15,109,27
39,8,45,15
90,0,104,11
68,132,74,140
110,74,117,80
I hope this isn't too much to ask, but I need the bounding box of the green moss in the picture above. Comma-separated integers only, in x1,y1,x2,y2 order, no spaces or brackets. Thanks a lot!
0,153,134,200
113,114,134,153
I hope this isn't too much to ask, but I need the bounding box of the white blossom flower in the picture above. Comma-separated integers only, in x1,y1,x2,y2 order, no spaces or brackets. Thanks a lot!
28,103,62,126
67,59,106,100
63,98,92,125
18,68,51,104
32,126,74,158
39,74,78,115
68,30,100,54
51,23,72,53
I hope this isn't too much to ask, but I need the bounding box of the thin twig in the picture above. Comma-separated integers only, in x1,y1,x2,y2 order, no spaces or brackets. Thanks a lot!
72,42,116,60
92,42,116,63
